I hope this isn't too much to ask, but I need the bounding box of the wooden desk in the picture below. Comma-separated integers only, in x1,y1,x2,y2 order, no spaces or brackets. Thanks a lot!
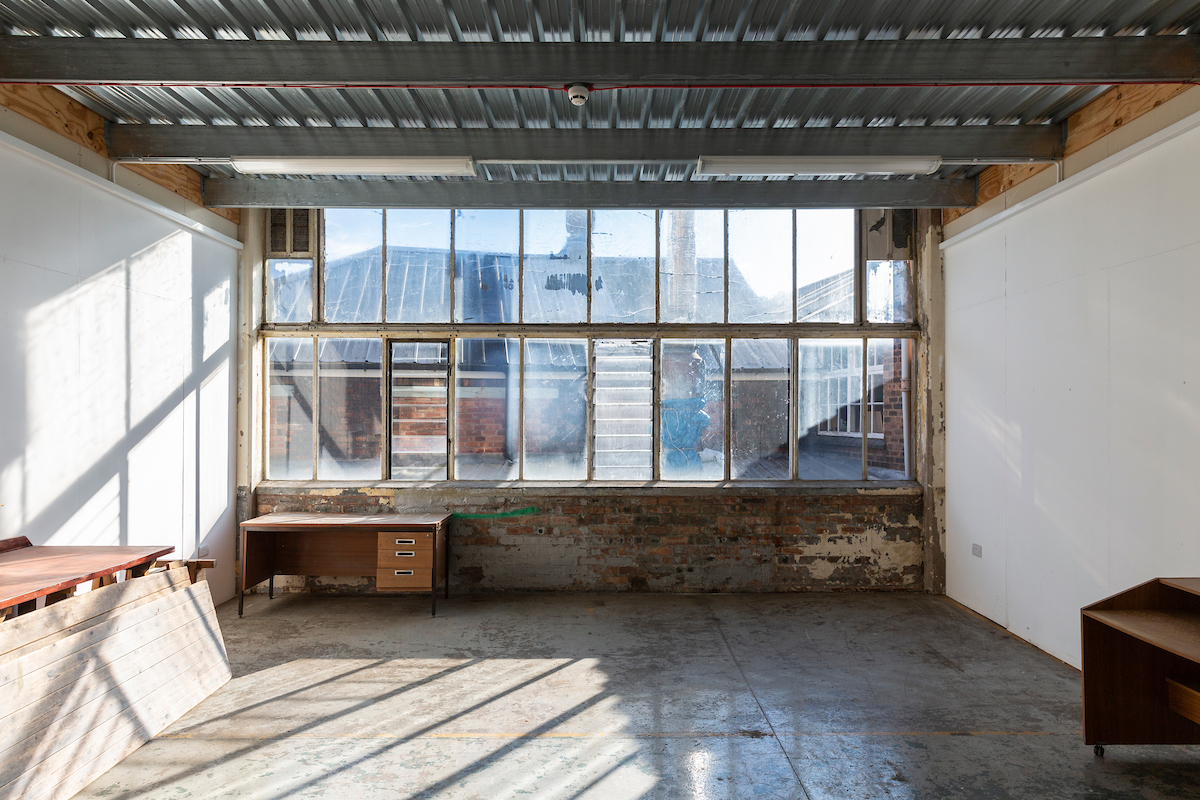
239,512,451,617
1082,577,1200,754
0,536,175,618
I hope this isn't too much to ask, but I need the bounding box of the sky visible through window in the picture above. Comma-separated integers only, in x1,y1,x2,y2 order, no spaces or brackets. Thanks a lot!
324,207,855,299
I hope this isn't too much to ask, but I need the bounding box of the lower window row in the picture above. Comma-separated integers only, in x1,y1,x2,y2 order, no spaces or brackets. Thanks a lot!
266,337,912,482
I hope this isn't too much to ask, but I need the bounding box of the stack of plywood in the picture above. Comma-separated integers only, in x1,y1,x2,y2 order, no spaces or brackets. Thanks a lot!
0,567,231,800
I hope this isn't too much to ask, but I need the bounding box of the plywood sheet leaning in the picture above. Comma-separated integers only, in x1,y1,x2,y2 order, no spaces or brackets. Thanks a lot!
0,567,232,800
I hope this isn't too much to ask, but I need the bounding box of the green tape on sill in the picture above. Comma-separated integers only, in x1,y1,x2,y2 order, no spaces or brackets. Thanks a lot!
452,506,540,520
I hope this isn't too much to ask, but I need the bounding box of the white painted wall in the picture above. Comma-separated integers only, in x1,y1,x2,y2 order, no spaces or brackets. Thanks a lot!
943,112,1200,668
0,131,241,605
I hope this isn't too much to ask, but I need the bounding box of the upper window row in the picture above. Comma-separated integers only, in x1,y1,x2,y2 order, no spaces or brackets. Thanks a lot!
266,208,915,327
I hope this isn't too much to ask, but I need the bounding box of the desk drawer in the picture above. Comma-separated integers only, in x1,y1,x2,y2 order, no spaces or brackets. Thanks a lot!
377,531,434,550
378,548,433,569
377,568,432,590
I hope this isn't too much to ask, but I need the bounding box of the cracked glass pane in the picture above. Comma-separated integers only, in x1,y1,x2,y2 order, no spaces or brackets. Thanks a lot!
592,210,656,323
386,209,450,323
732,339,791,479
659,210,725,323
455,210,519,324
524,210,587,323
455,338,519,480
523,338,587,479
324,208,383,323
797,339,863,480
729,210,792,324
796,209,855,323
316,337,382,480
660,339,726,480
266,337,313,480
867,338,912,480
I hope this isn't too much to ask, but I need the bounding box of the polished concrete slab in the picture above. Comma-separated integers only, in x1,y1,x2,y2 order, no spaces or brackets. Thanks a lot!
73,593,1199,799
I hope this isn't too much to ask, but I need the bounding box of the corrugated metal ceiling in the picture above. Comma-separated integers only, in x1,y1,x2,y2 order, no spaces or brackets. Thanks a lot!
4,0,1198,182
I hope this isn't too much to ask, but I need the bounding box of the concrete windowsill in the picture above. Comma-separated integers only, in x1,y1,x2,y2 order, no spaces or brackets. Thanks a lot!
254,480,924,497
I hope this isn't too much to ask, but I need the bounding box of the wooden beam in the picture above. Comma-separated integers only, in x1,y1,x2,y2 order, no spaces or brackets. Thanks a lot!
0,83,241,226
944,83,1197,224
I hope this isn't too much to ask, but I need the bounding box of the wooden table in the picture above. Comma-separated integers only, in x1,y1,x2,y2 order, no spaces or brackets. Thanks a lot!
1082,577,1200,754
239,512,452,617
0,536,175,618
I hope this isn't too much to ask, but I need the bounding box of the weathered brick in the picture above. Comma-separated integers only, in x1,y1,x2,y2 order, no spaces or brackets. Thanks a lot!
250,486,924,595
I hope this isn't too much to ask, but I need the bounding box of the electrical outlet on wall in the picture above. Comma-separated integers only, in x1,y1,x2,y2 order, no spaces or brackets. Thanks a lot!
971,543,983,558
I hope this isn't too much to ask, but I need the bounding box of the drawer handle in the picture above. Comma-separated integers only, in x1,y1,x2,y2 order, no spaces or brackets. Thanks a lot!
394,570,414,576
394,538,416,545
395,551,416,558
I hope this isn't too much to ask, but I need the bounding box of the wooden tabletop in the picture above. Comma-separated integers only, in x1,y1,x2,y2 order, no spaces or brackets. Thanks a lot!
0,545,175,609
241,512,451,529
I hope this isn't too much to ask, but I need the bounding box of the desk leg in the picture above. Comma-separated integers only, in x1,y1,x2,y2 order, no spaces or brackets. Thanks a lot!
238,588,244,618
268,575,274,600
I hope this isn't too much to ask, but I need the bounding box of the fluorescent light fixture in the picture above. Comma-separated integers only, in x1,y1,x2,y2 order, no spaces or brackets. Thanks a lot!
230,156,476,176
695,155,943,176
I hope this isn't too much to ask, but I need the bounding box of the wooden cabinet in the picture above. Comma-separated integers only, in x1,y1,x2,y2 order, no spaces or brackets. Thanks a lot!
1082,577,1200,753
239,513,451,617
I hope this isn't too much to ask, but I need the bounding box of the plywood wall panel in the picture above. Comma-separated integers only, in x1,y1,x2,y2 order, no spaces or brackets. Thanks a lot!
0,571,230,800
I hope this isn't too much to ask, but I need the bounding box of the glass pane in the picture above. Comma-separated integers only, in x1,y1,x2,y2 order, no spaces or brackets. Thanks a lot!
266,338,313,479
386,209,451,323
523,210,587,323
796,209,855,323
660,210,724,323
391,341,449,481
455,209,519,323
660,339,725,480
593,339,653,481
455,338,519,480
324,209,384,323
267,259,313,323
523,338,587,479
731,339,790,479
867,260,915,323
316,338,382,480
728,210,792,323
592,210,656,323
867,338,912,480
796,339,863,480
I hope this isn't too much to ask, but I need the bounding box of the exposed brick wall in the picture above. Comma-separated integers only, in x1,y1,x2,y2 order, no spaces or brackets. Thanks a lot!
252,486,924,594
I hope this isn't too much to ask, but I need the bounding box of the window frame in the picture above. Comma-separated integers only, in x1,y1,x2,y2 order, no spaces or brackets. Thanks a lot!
260,207,919,485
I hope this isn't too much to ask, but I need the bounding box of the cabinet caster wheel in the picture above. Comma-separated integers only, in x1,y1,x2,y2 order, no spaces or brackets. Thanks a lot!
1093,744,1105,757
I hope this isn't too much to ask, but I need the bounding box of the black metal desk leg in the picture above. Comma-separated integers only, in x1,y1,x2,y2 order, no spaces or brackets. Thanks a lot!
268,575,274,599
238,589,244,617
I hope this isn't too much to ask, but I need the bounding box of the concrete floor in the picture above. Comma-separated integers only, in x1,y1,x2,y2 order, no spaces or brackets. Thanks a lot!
75,593,1199,799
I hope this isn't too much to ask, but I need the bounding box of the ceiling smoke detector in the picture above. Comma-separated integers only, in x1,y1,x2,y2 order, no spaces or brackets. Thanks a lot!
567,84,590,106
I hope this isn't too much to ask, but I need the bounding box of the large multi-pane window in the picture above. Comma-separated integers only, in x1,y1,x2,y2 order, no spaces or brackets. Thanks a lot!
262,207,915,482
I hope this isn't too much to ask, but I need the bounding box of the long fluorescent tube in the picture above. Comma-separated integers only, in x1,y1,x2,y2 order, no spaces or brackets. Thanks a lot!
695,155,942,176
230,156,476,176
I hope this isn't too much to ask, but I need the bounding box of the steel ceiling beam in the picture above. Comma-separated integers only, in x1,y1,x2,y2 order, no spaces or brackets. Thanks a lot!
202,177,976,209
2,38,1198,87
108,123,1063,162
